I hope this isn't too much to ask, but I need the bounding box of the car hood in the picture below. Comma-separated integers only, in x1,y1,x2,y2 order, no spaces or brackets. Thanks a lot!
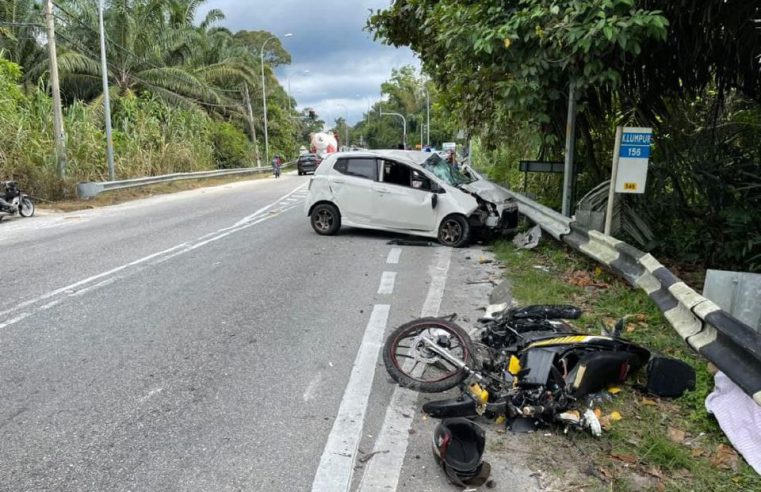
460,179,513,207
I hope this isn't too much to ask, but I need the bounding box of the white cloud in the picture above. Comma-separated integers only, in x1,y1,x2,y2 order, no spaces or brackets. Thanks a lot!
202,0,420,124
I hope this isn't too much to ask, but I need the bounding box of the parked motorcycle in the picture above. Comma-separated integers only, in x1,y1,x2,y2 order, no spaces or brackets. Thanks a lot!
0,181,35,222
382,305,651,435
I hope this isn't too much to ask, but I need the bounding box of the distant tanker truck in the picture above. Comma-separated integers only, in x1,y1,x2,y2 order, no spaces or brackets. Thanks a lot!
310,132,338,158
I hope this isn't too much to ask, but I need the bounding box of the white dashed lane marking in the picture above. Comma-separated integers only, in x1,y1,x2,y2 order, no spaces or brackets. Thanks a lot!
386,247,402,264
377,271,397,295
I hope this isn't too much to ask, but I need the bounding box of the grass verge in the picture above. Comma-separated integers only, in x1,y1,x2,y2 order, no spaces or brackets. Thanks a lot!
492,239,761,491
37,172,276,212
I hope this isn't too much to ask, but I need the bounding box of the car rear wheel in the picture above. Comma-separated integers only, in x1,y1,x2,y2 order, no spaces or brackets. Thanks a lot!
438,214,470,248
311,203,341,235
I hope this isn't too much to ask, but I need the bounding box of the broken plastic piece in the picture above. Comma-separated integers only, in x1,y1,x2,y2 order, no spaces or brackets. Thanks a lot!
557,410,581,425
508,355,522,376
582,408,603,437
513,224,542,249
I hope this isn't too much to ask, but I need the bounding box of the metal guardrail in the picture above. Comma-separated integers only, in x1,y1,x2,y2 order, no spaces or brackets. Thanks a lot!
507,190,761,405
76,162,294,198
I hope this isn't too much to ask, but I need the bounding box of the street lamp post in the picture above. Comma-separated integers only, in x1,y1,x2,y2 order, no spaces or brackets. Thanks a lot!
286,70,309,115
261,33,292,166
379,109,407,149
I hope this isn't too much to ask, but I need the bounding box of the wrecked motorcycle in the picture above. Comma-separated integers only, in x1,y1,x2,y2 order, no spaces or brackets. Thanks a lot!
0,181,35,222
382,305,651,434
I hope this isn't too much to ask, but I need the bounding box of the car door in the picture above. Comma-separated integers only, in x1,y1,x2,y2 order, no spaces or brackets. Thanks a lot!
329,157,379,225
375,160,437,231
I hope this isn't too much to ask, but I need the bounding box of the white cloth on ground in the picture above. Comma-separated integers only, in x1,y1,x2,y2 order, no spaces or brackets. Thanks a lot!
705,371,761,475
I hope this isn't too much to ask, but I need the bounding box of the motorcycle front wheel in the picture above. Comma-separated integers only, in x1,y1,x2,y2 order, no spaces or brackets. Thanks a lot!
383,317,475,393
19,197,34,217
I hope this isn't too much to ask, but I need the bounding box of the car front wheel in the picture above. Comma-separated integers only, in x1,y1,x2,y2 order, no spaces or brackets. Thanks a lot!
438,214,470,247
310,203,341,236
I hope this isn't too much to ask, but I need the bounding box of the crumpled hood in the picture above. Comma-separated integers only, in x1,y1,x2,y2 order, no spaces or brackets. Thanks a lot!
461,179,513,207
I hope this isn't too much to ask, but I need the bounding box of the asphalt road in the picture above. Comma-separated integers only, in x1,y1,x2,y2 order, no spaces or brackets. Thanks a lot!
1,174,528,491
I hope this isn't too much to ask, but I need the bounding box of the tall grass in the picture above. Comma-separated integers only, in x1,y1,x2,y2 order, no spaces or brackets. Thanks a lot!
0,57,253,199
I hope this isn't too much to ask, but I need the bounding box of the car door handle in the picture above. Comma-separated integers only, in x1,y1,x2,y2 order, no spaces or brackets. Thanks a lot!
376,187,391,193
333,179,346,184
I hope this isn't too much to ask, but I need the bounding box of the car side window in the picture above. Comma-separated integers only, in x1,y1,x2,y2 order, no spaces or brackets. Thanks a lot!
381,160,431,191
335,158,377,180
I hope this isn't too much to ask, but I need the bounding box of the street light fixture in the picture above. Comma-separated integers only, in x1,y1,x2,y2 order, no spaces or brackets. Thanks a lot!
261,32,292,165
379,109,407,149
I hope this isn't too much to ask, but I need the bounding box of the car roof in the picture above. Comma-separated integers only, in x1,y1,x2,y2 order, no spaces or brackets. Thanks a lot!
327,149,435,169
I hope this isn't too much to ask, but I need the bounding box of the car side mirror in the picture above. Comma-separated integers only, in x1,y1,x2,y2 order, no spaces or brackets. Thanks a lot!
431,182,446,194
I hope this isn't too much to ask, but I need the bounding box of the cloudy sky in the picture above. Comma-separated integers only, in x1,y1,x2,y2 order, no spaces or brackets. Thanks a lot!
200,0,419,124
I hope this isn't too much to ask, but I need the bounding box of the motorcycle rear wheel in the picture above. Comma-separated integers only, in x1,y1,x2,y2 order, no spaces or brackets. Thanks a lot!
383,317,475,393
19,197,34,217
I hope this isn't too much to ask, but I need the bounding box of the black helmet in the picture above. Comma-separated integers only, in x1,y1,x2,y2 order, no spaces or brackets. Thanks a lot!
432,418,491,487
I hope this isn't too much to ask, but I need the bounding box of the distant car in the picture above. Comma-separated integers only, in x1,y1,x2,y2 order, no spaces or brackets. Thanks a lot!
297,154,322,175
304,150,518,247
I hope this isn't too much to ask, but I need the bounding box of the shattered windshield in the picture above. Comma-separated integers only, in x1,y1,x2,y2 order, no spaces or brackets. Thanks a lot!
421,155,476,186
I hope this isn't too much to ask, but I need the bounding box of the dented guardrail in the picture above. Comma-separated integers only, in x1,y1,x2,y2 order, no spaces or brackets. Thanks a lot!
76,162,294,198
507,191,761,405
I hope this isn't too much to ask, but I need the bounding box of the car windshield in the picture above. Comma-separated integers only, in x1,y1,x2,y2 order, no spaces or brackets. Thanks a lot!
421,154,476,186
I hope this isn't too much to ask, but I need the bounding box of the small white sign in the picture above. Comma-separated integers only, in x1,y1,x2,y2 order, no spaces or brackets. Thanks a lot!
614,127,652,194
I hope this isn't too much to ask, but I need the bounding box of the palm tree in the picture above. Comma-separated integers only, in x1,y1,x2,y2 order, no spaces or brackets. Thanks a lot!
0,0,47,87
46,0,256,111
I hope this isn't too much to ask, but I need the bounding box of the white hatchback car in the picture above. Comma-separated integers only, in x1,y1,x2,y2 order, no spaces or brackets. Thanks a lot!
304,150,518,247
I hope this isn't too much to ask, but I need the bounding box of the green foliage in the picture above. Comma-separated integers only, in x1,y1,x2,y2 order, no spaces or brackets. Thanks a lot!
352,65,461,150
0,0,301,197
369,1,761,271
210,121,251,169
368,0,668,141
0,61,218,197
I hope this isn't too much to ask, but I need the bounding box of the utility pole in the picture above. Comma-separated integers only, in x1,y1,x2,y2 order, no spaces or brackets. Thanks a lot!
243,84,261,167
425,85,430,147
561,80,577,217
260,33,293,166
43,0,66,178
97,0,115,181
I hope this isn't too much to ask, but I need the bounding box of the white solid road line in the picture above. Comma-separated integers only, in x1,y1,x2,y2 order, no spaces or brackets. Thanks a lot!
312,304,391,492
0,184,306,331
377,271,397,295
386,247,402,264
358,247,453,492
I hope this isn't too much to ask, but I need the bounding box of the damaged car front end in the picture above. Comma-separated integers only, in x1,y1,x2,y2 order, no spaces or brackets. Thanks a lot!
421,155,519,238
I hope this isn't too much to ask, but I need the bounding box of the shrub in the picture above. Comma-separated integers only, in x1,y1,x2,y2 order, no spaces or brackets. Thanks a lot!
210,121,252,169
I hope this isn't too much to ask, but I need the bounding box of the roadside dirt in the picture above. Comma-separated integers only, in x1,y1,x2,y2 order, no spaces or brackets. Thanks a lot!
36,172,277,213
